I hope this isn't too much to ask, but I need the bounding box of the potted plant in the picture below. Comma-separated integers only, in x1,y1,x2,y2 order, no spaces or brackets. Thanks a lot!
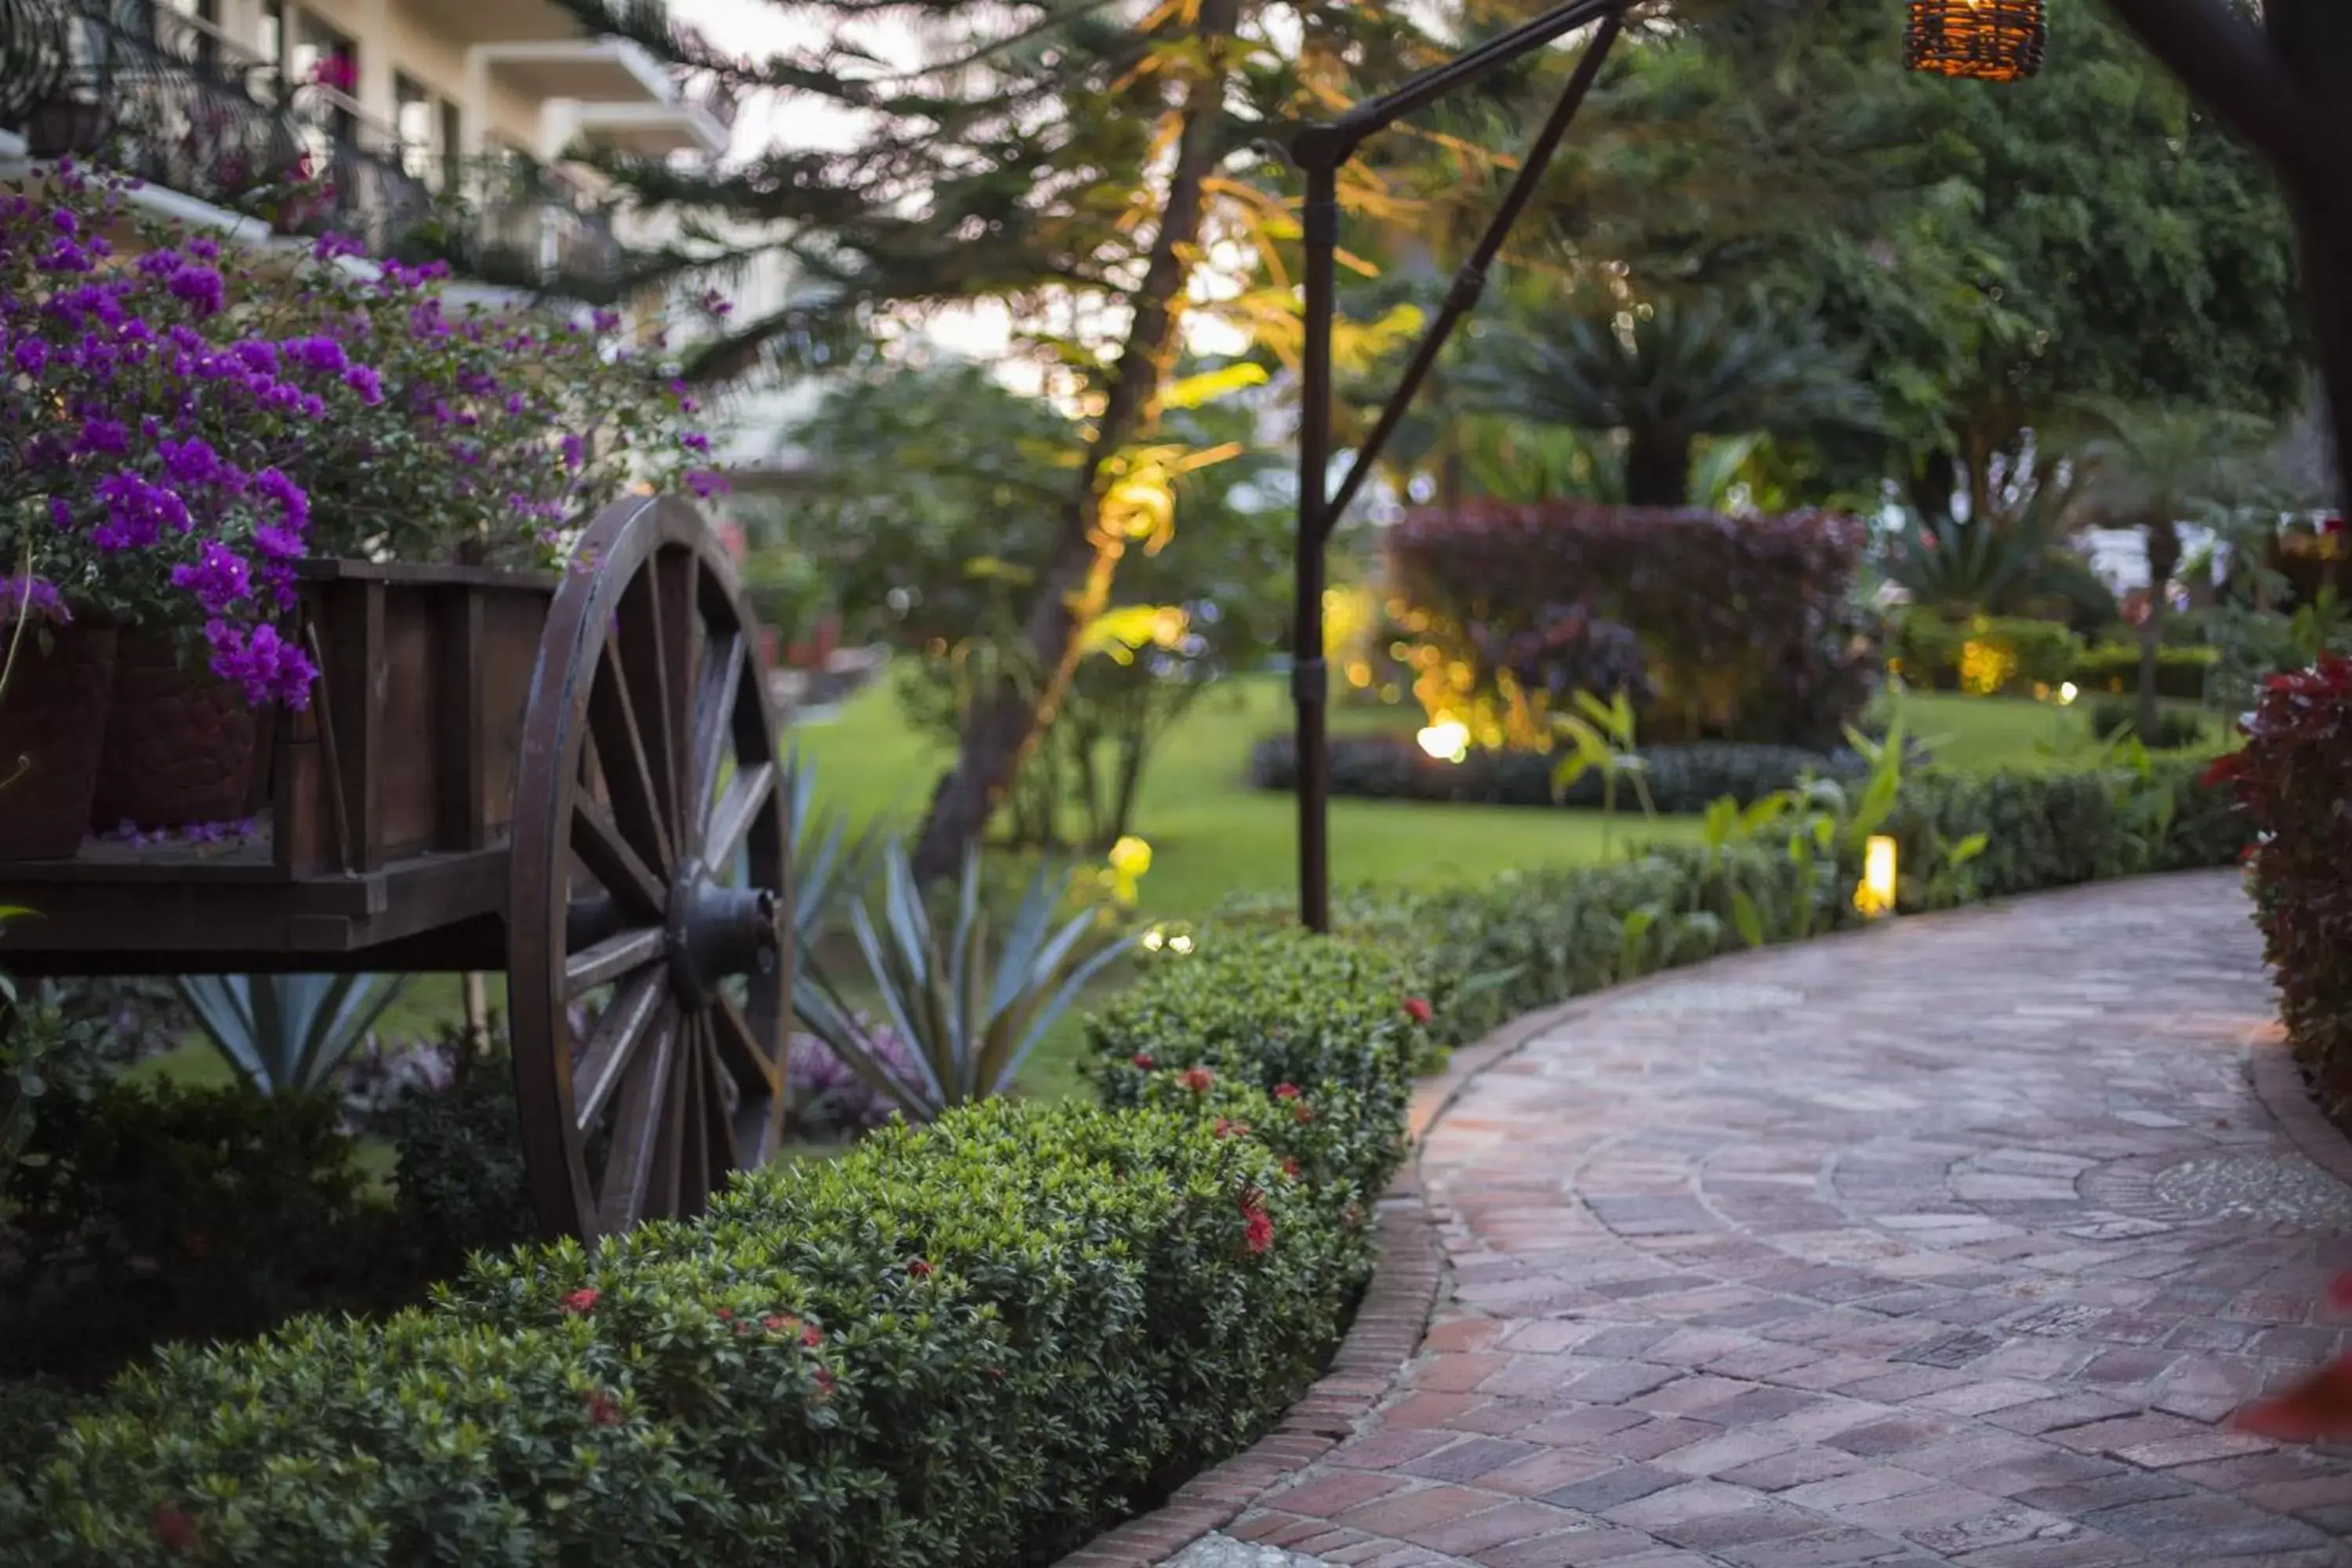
1,164,727,849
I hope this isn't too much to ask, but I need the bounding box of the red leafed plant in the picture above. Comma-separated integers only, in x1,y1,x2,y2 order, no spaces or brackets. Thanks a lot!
2212,655,2352,1439
2215,655,2352,1123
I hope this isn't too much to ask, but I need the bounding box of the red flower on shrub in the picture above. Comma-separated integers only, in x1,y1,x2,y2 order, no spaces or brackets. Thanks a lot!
1237,1189,1274,1255
715,1307,734,1322
1181,1066,1215,1093
908,1258,935,1279
2200,752,2247,792
1403,996,1433,1025
152,1505,198,1552
1280,1157,1302,1181
812,1367,837,1398
1272,1082,1301,1100
762,1312,822,1347
561,1287,600,1316
1131,1052,1155,1070
1214,1118,1250,1139
585,1390,622,1427
1291,1102,1315,1124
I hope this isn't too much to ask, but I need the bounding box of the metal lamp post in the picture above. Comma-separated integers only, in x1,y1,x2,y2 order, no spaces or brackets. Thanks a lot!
1282,0,1626,932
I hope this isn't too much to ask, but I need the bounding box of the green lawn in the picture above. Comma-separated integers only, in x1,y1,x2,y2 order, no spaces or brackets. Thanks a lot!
793,675,1696,922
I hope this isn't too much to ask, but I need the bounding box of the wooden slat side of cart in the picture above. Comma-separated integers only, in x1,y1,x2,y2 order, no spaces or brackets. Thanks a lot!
0,497,794,1242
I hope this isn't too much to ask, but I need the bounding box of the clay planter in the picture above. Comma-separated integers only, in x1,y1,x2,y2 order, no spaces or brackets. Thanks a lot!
0,622,118,861
91,633,259,831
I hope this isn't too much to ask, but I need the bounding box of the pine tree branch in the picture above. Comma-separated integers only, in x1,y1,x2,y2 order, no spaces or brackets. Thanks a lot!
2100,0,2304,177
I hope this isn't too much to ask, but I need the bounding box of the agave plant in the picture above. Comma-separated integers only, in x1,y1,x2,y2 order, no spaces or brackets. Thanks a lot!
174,973,412,1097
793,841,1134,1120
782,746,883,952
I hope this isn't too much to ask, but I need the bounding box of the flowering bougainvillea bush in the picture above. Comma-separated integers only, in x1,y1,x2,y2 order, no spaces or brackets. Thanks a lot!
0,931,1417,1566
0,163,720,703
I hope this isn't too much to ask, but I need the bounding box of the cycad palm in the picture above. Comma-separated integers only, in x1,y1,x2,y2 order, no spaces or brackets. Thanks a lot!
1457,294,1878,506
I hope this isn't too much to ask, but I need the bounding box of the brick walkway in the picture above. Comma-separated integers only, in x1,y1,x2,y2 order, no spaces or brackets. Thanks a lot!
1217,872,2352,1567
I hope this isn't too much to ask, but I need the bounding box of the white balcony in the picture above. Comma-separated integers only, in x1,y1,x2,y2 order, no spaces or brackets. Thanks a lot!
471,37,671,102
561,94,728,156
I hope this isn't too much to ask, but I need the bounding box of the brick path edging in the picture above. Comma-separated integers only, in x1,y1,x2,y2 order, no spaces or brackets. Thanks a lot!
1050,1190,1446,1568
2249,1027,2352,1188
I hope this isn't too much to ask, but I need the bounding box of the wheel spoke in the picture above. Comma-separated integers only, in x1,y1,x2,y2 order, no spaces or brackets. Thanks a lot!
589,637,674,873
615,573,684,845
596,1007,677,1235
710,989,779,1096
655,549,701,792
688,631,745,848
699,1024,735,1201
648,1018,691,1221
703,761,776,874
572,800,666,921
572,968,666,1132
567,927,666,999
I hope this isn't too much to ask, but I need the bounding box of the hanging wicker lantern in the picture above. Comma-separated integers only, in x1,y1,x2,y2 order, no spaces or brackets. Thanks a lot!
1905,0,2045,83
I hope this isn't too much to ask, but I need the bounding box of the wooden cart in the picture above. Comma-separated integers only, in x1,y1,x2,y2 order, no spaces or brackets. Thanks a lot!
0,495,793,1242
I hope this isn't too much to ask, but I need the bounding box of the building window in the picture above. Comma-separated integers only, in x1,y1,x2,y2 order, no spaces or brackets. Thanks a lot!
256,0,287,102
440,99,463,194
394,73,432,182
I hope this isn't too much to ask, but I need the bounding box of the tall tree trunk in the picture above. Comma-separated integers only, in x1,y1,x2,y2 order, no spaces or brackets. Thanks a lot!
1624,427,1691,507
910,0,1240,883
2139,517,2183,738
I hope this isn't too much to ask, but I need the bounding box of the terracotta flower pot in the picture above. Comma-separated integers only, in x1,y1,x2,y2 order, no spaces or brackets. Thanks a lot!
0,622,118,861
91,633,258,831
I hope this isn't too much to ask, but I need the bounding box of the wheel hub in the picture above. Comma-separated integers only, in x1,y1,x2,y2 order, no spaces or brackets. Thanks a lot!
664,855,782,1009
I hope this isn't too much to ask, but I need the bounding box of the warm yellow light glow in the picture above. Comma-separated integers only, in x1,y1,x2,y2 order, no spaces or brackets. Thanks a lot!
1856,835,1899,920
1417,719,1470,764
2057,681,2079,706
1109,836,1152,878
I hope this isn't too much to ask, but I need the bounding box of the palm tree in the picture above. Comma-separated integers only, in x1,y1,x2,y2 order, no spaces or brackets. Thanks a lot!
1454,292,1880,506
2073,402,2272,735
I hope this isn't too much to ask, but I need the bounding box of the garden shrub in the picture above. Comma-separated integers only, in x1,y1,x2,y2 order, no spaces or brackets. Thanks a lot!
1387,503,1874,749
2070,641,2217,701
2212,655,2352,1125
2085,697,2208,751
1891,612,2084,695
1247,732,1871,812
378,1037,538,1269
0,942,1417,1567
0,1079,401,1385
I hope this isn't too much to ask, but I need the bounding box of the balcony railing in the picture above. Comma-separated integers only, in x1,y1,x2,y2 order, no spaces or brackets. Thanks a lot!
0,0,626,297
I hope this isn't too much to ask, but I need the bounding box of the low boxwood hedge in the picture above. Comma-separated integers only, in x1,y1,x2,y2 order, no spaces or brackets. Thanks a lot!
1223,754,2249,1047
0,944,1420,1567
1247,732,1872,812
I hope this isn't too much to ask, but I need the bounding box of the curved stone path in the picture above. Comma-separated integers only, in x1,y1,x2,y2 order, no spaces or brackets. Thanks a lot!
1212,872,2352,1568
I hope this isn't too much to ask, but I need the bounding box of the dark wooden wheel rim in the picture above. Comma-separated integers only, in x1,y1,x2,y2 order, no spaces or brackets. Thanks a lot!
510,495,791,1241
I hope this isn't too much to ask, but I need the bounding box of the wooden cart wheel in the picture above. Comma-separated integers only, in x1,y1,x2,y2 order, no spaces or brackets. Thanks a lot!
509,495,791,1241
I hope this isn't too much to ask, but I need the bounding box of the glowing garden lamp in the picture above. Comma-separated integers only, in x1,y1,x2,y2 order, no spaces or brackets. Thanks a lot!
1904,0,2045,83
1417,718,1470,764
1856,836,1900,920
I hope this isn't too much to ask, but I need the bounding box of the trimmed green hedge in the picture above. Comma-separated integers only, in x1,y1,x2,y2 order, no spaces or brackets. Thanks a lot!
0,948,1420,1566
1221,755,2249,1047
1892,613,2083,694
2070,641,2218,701
1247,733,1873,812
